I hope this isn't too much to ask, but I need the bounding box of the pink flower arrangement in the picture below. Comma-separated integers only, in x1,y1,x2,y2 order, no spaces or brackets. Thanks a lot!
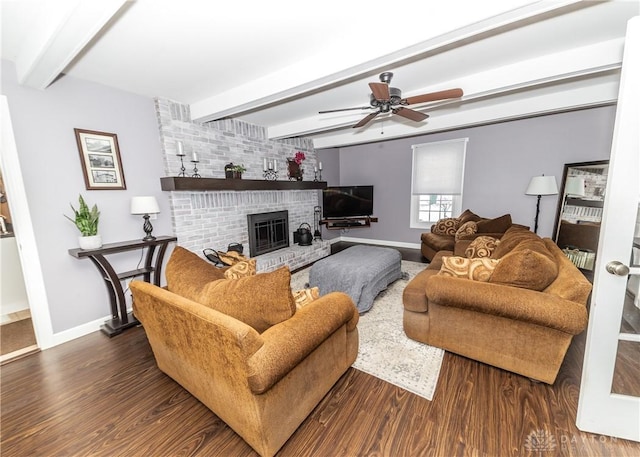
293,151,306,165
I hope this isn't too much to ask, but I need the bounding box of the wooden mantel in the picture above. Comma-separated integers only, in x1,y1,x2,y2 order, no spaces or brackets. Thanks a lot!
160,177,327,191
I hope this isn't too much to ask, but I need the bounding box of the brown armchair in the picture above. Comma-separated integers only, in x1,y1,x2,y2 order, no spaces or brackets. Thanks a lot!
131,247,359,457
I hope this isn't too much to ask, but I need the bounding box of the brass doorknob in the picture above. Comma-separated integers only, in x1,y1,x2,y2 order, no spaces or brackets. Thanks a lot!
606,261,630,276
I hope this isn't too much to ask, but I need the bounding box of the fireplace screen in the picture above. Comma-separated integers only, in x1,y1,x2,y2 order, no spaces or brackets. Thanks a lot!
247,210,289,256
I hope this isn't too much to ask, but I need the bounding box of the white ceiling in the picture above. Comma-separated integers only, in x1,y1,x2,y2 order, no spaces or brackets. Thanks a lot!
1,0,638,148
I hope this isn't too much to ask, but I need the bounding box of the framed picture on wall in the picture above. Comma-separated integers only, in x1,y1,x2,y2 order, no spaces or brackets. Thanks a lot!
74,128,127,190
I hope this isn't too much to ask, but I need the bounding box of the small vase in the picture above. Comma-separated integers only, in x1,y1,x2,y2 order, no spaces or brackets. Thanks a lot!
287,159,303,181
79,234,102,250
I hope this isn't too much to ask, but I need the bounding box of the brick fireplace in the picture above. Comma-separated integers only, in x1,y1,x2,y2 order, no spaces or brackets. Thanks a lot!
155,97,330,271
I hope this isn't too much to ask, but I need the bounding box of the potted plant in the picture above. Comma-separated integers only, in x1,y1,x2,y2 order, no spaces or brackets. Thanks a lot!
232,164,246,179
65,194,102,249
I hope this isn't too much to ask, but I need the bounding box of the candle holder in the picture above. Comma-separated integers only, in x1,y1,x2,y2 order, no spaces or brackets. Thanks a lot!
191,159,201,178
177,154,187,177
263,169,278,180
313,170,319,182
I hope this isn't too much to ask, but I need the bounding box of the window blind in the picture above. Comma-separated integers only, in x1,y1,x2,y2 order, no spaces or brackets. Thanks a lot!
411,138,468,195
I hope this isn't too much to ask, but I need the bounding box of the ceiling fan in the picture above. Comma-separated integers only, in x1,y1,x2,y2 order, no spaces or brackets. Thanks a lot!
319,72,463,128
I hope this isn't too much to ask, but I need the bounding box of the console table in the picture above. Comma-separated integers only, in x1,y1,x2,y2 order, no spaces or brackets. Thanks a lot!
69,236,177,337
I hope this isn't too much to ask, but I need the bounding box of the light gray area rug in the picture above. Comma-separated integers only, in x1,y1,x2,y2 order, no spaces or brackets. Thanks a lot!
291,260,444,401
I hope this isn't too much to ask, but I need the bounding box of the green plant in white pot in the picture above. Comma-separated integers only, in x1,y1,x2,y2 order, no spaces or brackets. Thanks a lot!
65,194,102,249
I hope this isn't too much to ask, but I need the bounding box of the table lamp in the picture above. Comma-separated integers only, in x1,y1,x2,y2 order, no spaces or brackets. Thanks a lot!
131,196,160,241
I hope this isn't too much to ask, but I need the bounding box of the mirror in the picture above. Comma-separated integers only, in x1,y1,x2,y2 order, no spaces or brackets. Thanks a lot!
553,160,609,276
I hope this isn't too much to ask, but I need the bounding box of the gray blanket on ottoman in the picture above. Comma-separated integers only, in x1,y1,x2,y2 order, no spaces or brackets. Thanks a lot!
309,245,402,313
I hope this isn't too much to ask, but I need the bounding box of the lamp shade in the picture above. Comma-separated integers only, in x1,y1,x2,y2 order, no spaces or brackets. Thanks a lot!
564,176,586,197
130,196,160,215
525,175,558,196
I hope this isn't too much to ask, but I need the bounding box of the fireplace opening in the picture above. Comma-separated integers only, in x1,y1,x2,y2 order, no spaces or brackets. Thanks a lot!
247,210,289,256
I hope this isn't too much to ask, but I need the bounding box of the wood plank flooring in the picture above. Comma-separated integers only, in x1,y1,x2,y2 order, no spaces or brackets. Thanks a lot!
2,243,639,456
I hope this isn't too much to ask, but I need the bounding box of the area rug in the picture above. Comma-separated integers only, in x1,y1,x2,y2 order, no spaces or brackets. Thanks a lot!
291,260,444,401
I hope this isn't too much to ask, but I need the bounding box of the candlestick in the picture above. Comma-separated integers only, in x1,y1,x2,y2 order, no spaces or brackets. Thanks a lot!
191,154,200,178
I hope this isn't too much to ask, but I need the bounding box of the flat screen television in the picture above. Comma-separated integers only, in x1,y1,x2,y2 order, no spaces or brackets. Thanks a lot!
322,186,374,219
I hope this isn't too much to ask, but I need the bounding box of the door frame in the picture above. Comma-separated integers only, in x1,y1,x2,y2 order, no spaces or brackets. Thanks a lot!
1,96,54,349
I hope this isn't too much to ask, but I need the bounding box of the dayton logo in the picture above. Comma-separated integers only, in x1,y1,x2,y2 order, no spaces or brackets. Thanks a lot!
524,429,557,454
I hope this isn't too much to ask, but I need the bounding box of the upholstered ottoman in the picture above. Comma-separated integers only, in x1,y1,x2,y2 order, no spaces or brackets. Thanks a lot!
309,245,402,313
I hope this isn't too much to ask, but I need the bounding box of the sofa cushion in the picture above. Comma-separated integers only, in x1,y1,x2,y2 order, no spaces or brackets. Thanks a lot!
476,214,512,233
431,217,460,236
465,236,500,258
421,232,456,252
224,259,257,279
489,240,559,290
199,266,297,333
455,221,477,241
438,256,500,281
166,246,227,299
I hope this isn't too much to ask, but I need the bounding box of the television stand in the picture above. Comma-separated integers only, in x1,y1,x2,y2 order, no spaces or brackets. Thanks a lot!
320,217,378,230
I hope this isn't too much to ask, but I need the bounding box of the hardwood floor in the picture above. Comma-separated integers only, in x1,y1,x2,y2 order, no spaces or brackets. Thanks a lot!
2,244,639,456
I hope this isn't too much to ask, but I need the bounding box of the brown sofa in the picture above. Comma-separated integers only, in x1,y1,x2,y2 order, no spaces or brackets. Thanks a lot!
404,226,591,384
420,210,519,261
131,247,359,457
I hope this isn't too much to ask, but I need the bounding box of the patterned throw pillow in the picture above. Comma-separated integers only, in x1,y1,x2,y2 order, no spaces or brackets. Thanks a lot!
438,256,500,282
455,221,478,241
431,217,460,236
223,259,257,279
465,236,500,258
292,287,320,309
218,250,249,266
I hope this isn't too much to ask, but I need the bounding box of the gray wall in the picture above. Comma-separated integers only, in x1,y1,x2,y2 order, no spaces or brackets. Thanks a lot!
331,106,616,244
1,60,173,333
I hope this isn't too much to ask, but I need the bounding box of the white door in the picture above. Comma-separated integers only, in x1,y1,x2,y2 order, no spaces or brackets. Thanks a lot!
576,16,640,442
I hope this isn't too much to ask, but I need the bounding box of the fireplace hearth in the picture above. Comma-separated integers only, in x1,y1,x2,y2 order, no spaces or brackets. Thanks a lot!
248,211,290,257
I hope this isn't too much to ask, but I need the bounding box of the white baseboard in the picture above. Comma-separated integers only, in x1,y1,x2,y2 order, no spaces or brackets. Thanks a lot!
46,237,419,348
51,307,134,347
339,236,421,250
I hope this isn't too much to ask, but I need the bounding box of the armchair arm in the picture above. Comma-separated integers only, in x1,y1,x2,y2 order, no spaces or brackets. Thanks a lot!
247,292,358,394
425,276,588,334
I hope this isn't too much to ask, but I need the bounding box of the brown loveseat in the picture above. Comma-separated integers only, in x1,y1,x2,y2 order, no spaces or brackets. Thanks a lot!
420,209,518,261
131,247,359,457
404,226,591,384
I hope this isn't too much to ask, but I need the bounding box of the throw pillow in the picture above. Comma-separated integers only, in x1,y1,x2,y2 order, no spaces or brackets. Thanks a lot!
489,243,558,291
476,214,512,234
198,266,297,333
455,221,478,241
218,250,249,266
431,217,460,236
292,287,320,309
465,236,500,258
458,209,482,224
438,256,500,282
223,259,257,279
166,246,227,300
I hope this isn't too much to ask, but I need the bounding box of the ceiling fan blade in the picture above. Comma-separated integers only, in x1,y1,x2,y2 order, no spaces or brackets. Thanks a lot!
404,88,464,105
352,112,380,128
319,106,372,114
369,82,390,101
393,107,429,122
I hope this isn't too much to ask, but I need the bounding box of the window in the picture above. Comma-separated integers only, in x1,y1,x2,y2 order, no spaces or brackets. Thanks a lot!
410,138,468,229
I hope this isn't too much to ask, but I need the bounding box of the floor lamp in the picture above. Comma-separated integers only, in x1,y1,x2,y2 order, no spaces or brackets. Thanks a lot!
525,175,558,234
